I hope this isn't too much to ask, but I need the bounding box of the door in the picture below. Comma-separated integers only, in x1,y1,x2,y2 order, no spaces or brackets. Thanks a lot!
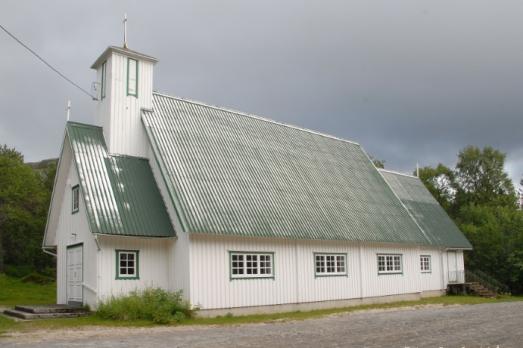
447,251,458,283
66,244,83,305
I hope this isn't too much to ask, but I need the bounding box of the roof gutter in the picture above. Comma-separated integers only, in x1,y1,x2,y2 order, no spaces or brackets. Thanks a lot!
42,246,57,257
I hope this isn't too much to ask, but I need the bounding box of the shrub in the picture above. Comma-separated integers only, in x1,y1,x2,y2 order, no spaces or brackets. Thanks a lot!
96,288,194,324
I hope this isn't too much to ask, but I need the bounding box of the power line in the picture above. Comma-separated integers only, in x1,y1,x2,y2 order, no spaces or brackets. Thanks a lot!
0,23,97,100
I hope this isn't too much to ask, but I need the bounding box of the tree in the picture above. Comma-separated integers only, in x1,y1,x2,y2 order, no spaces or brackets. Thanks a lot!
417,164,455,213
370,156,385,169
454,146,516,208
0,145,54,274
417,145,522,293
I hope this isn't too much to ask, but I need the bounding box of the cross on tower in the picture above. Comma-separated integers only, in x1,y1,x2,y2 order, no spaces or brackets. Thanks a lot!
123,13,128,49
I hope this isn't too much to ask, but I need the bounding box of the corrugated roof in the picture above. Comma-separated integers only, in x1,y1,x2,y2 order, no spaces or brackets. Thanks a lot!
66,122,174,237
379,169,472,249
142,93,432,245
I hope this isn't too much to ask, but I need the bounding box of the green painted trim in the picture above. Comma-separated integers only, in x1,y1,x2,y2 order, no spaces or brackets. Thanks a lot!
376,253,404,275
313,252,348,278
66,243,84,305
126,58,138,97
420,254,432,273
115,249,140,280
101,61,107,99
228,251,275,280
71,185,79,214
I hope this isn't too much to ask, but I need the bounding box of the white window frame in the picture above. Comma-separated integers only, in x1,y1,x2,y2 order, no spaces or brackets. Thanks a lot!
420,255,431,273
72,185,79,214
101,60,107,99
314,253,347,277
127,58,138,97
377,254,402,274
116,250,139,279
230,251,274,279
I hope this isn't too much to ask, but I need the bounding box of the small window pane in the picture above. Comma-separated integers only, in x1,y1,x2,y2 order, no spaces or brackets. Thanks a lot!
230,252,273,278
127,58,137,96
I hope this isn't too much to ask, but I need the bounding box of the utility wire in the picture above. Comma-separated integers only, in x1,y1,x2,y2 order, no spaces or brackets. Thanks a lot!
0,23,97,100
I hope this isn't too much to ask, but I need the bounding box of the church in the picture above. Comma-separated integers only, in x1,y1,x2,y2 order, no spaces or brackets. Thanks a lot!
42,42,471,315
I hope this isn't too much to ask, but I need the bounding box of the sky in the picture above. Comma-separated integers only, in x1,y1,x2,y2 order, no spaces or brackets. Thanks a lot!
1,0,522,185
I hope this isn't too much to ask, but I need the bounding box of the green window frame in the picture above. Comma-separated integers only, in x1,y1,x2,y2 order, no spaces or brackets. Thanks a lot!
71,185,79,214
126,58,138,97
229,251,275,280
116,250,139,280
100,61,107,99
314,253,348,277
377,254,403,274
420,255,431,273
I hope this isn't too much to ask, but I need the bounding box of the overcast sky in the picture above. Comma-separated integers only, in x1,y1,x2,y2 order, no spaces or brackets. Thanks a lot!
1,0,522,185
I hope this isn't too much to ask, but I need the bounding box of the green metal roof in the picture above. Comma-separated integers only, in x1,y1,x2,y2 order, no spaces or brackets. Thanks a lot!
66,122,174,237
142,93,432,245
379,169,472,249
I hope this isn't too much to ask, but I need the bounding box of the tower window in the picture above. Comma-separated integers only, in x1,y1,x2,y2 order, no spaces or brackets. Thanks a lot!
127,58,138,97
101,61,107,99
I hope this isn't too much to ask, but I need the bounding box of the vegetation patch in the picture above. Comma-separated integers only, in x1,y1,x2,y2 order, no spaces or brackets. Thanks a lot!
0,274,55,306
96,288,194,324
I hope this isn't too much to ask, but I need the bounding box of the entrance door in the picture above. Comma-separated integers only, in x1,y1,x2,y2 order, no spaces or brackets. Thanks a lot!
66,244,83,305
447,250,458,283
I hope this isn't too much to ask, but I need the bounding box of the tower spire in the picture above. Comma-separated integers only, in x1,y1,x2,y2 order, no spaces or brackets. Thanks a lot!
123,13,128,49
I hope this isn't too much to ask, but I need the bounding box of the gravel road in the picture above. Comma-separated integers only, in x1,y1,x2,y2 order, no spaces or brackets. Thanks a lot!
2,301,522,348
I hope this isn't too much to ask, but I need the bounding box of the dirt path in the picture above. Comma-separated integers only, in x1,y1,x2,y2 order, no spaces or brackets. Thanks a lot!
2,302,522,347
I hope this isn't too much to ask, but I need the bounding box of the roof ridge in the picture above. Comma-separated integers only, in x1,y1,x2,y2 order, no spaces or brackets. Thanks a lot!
66,121,102,129
109,153,150,161
379,168,419,179
152,92,360,146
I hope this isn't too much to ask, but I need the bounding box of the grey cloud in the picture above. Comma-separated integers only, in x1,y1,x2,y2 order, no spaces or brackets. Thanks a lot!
1,0,522,185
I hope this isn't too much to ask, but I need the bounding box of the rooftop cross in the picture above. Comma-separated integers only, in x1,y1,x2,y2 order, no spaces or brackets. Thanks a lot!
123,13,128,49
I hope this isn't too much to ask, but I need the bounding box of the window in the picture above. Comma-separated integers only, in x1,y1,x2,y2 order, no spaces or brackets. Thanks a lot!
377,254,402,274
72,185,79,213
315,253,347,276
230,252,274,279
127,58,138,96
116,250,139,279
420,255,431,272
100,61,107,99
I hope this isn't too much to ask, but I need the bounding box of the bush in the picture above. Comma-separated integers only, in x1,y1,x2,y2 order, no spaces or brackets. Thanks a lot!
96,288,194,324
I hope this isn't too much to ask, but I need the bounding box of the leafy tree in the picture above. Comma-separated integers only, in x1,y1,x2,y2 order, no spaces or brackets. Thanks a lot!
0,145,54,274
454,146,516,208
417,164,456,213
417,145,522,293
370,156,385,169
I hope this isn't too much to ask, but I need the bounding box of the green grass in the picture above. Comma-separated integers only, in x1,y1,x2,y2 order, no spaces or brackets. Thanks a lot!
0,274,56,306
1,294,522,335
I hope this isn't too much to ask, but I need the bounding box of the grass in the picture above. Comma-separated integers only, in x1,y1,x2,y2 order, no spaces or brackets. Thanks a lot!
0,274,55,306
0,294,522,335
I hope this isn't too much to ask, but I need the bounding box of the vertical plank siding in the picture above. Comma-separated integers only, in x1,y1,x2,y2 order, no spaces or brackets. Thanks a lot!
96,235,171,301
95,51,153,158
190,235,451,310
55,142,98,306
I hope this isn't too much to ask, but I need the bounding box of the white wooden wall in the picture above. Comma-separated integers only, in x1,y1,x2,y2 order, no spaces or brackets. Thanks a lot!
54,141,98,307
189,234,453,310
147,146,191,300
95,51,153,158
96,235,171,303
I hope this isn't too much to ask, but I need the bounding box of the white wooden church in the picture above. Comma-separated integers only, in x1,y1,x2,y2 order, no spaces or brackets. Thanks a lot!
43,42,471,315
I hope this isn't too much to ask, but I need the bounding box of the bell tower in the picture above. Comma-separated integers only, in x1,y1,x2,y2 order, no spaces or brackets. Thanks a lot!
90,19,158,157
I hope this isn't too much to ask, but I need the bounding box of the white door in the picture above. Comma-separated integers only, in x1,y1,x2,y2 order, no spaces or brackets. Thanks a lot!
66,244,83,304
447,251,458,283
